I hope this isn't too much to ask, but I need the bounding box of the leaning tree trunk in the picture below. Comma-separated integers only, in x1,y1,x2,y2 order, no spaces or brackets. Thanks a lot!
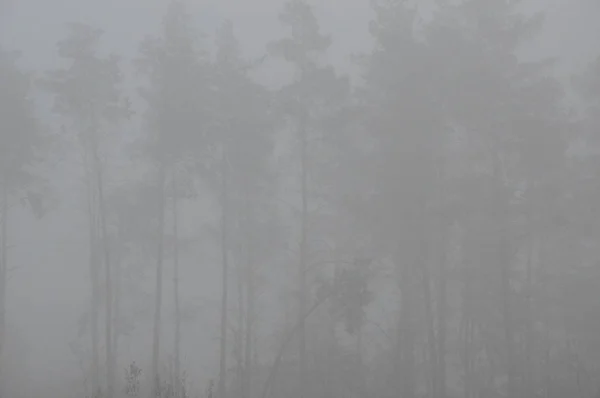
151,162,167,398
218,153,230,398
261,291,334,398
172,174,181,398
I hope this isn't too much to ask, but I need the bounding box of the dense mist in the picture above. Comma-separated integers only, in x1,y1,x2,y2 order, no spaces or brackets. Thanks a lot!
1,1,600,398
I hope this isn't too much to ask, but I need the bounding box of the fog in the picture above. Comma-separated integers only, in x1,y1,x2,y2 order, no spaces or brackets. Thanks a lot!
1,1,600,398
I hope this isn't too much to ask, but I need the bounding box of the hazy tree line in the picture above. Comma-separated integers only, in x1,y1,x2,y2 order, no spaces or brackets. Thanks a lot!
2,1,600,398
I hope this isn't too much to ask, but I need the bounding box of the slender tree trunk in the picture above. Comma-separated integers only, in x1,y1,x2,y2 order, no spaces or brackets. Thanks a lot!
94,151,113,398
151,162,167,398
324,318,335,398
89,105,114,398
434,132,448,398
544,332,551,398
501,237,516,398
0,178,8,369
86,171,101,398
524,233,538,398
421,242,438,398
172,174,181,398
236,264,244,398
494,165,516,398
243,206,255,398
112,222,122,397
243,270,254,398
253,334,258,370
416,189,435,398
397,257,416,398
356,327,365,398
460,314,473,398
460,234,474,398
436,261,447,398
218,153,229,398
298,108,308,398
436,228,447,398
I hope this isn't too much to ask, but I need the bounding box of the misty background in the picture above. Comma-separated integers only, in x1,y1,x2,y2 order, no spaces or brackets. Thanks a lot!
1,1,600,398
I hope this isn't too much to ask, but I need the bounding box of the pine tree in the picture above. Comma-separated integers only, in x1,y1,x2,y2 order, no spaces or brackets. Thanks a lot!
0,47,50,393
42,23,131,398
268,2,349,397
135,2,209,395
427,1,570,396
212,20,280,398
358,2,441,396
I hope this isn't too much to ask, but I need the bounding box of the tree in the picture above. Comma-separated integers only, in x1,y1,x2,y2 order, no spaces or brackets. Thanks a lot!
43,22,131,398
336,2,573,398
0,48,49,394
211,20,280,398
267,2,349,397
135,2,208,395
426,1,570,396
105,178,165,392
356,2,443,397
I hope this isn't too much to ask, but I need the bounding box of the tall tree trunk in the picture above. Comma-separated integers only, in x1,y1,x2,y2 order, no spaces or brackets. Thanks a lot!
151,162,167,398
500,234,516,398
94,151,113,398
436,257,447,398
112,222,122,398
459,232,474,398
460,314,474,398
236,262,244,398
356,326,365,398
243,275,254,398
524,233,538,398
436,226,448,398
397,256,416,398
172,174,181,398
500,246,517,398
0,178,8,375
86,170,101,398
421,241,438,398
494,163,515,398
90,105,113,398
218,154,229,398
298,108,308,398
433,132,448,398
243,202,255,398
417,187,435,398
324,318,335,398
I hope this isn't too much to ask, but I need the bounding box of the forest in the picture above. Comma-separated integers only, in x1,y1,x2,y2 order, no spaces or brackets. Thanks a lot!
1,1,600,398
